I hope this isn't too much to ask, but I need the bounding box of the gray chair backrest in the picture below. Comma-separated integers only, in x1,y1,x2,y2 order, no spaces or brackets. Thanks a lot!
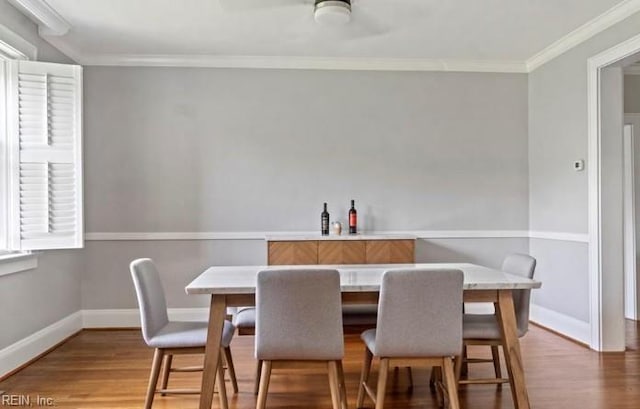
255,269,344,361
130,258,169,346
374,268,464,357
501,254,537,336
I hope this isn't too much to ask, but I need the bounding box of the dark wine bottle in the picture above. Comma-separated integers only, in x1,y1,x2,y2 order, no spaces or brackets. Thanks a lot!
349,199,357,234
321,202,330,236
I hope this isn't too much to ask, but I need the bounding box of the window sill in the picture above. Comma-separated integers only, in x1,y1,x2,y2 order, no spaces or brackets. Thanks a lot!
0,252,38,277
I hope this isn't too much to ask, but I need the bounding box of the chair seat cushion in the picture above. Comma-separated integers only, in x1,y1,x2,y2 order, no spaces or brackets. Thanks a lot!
148,320,235,349
233,307,256,329
361,328,377,353
463,314,526,339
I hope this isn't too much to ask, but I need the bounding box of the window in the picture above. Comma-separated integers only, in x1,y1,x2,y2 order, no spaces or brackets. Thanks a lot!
1,58,8,253
0,33,83,257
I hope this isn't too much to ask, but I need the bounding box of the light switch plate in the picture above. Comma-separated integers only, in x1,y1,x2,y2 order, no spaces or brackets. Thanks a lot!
574,160,585,171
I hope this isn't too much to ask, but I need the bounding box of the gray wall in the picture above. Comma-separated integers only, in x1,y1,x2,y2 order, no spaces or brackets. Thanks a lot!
625,74,640,113
0,0,79,349
528,11,640,323
80,67,530,309
84,67,529,233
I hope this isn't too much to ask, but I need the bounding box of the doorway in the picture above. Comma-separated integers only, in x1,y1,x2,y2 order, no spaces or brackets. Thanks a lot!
623,123,637,322
588,34,640,351
624,74,640,350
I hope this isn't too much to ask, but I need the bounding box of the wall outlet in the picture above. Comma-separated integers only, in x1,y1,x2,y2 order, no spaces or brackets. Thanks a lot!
574,160,585,171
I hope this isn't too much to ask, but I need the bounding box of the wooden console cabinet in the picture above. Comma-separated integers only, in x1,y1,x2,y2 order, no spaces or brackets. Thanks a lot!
267,236,415,265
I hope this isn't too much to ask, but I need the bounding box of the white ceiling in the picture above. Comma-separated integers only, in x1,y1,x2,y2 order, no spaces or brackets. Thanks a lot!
18,0,638,69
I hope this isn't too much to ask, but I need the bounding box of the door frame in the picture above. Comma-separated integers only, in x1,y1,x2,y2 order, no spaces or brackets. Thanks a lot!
588,33,640,351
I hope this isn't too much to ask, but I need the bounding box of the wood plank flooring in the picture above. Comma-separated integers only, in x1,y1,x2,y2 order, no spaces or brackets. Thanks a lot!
1,321,639,409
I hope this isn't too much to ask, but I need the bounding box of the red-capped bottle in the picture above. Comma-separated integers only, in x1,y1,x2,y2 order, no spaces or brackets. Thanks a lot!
348,200,357,234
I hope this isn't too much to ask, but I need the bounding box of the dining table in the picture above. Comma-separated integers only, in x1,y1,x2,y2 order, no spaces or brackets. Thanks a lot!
185,262,541,409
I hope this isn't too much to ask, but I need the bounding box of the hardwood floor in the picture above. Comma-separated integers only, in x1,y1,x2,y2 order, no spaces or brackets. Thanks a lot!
1,321,639,409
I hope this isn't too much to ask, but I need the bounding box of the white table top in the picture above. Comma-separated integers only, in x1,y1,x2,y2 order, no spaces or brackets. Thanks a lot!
186,263,541,295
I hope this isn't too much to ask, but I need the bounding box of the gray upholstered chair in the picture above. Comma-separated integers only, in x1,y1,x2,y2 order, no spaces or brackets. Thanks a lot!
130,258,238,409
459,253,536,386
356,269,463,409
235,302,375,395
255,269,347,409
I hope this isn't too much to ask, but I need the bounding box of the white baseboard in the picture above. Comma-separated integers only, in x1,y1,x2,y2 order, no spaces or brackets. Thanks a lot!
81,308,210,328
529,304,590,345
0,311,82,378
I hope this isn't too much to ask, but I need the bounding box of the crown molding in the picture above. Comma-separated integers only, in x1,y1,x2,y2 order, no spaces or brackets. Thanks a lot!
526,0,640,72
7,0,70,36
0,23,37,60
41,33,530,72
71,53,528,73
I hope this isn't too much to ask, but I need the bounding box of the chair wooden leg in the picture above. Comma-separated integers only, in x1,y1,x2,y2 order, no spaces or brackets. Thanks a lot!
357,348,373,408
217,358,229,409
461,345,468,376
337,360,348,409
443,358,460,409
144,349,164,409
407,367,414,392
491,345,503,388
254,360,263,395
256,360,272,409
328,361,342,409
454,354,462,383
429,366,437,392
375,358,389,409
223,347,239,394
434,366,444,407
160,354,173,396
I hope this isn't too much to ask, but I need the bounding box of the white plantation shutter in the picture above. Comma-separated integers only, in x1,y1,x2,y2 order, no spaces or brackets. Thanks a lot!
7,60,82,250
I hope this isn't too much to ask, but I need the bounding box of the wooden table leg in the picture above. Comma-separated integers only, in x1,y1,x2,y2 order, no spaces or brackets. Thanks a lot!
496,289,530,409
199,295,227,409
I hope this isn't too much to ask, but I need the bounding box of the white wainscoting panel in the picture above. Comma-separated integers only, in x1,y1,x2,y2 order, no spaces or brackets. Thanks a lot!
529,304,590,345
82,308,210,328
0,311,82,378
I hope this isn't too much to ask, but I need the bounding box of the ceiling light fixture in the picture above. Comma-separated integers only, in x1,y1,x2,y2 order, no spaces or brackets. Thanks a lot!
314,0,351,26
